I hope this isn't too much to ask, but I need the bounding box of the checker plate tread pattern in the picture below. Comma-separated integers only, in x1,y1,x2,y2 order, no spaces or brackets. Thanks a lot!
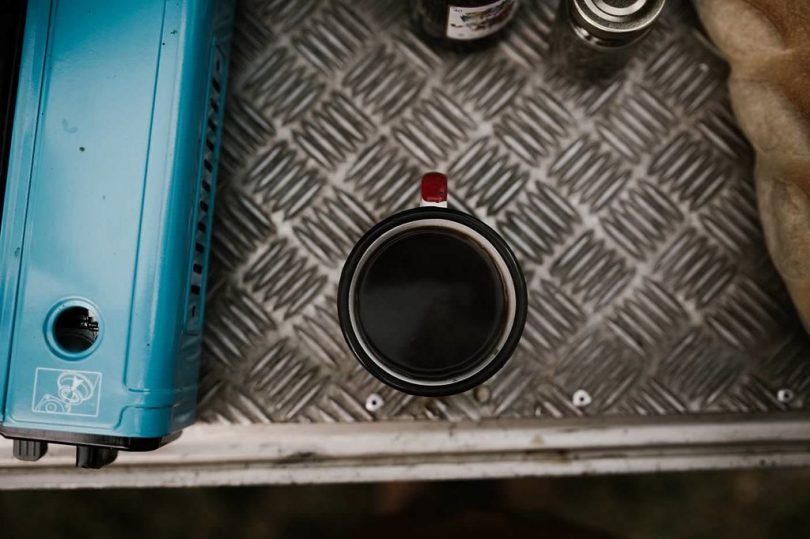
198,0,810,424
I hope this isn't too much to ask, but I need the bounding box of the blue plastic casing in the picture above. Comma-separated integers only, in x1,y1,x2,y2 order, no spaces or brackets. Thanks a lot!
0,0,234,462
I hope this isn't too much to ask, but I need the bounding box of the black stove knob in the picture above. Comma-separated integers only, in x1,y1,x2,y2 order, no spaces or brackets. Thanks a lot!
12,439,48,462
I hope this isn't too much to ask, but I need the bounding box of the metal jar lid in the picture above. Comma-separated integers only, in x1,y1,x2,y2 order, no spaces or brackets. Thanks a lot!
571,0,666,42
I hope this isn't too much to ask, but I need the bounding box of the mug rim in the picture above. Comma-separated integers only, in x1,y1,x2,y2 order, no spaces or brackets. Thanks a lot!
338,207,528,397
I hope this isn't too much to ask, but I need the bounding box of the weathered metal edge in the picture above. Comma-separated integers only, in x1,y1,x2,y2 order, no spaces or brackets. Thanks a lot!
2,413,809,488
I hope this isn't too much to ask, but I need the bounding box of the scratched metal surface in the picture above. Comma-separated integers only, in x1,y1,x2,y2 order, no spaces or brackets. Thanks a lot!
197,0,810,425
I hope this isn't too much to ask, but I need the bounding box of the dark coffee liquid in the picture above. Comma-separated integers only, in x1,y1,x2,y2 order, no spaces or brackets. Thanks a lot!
356,227,507,380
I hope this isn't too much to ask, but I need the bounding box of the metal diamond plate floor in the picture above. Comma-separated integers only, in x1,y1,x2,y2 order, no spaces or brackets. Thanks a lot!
198,0,810,425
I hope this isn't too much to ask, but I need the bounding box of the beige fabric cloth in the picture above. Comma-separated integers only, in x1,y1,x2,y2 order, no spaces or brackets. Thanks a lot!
694,0,810,331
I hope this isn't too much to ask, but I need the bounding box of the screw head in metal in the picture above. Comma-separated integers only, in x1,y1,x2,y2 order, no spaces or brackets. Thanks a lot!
474,386,491,403
572,389,592,408
777,389,794,404
365,393,384,412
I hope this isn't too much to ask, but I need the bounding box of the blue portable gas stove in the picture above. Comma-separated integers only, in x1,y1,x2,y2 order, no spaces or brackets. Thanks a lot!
0,0,234,468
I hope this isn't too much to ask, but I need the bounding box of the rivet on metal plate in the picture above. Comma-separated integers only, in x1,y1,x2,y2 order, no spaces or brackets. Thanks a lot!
777,389,794,404
572,389,592,408
365,393,384,412
474,386,491,403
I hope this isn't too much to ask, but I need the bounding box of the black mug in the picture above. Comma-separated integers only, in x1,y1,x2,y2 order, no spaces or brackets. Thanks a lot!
338,173,527,396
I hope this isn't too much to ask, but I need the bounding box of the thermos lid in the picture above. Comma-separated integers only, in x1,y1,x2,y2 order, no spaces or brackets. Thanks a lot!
572,0,666,42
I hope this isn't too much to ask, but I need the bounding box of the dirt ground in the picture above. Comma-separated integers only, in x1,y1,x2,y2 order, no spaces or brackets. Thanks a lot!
3,468,810,538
